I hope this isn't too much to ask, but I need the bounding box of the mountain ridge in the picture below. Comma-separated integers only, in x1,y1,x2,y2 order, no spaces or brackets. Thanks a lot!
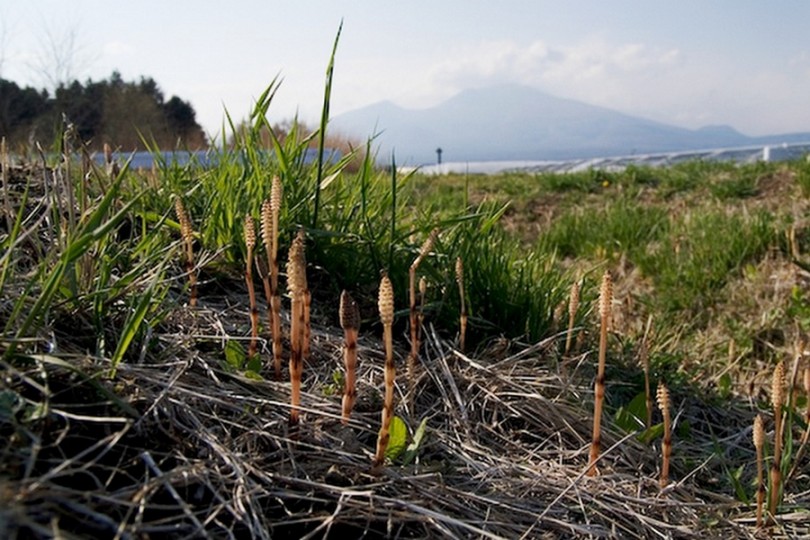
330,84,810,165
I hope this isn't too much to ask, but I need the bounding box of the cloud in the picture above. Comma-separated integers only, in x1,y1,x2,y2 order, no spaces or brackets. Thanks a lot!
102,41,134,57
427,38,680,94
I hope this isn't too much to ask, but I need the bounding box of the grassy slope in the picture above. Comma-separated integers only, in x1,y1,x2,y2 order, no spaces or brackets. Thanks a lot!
3,123,810,537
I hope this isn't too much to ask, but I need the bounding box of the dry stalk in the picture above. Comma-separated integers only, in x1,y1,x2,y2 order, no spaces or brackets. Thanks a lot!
244,216,259,360
656,382,672,489
587,270,612,476
174,197,197,307
753,414,766,528
407,229,437,395
769,360,785,519
287,230,307,426
339,290,360,424
263,177,284,379
455,257,467,353
374,274,395,467
563,280,580,358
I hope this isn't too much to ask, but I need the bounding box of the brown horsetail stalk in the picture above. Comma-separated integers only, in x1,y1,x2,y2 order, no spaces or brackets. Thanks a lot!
407,230,437,391
563,280,580,358
339,290,360,424
375,274,395,467
753,414,766,528
244,216,259,360
286,230,307,426
657,382,672,488
587,270,612,476
174,197,197,307
303,288,312,360
455,257,467,353
769,360,786,518
262,176,283,379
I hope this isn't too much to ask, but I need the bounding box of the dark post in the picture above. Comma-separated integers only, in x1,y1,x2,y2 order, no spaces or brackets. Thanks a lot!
436,147,443,165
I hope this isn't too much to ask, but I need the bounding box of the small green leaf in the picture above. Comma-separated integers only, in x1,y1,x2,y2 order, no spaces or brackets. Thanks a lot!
402,418,428,465
224,340,246,370
246,354,263,374
638,423,665,445
243,370,263,381
385,415,409,461
614,391,648,433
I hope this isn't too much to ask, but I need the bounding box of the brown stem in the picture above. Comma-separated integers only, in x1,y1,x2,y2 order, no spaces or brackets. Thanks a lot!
769,361,785,519
456,257,467,354
374,275,395,467
289,297,303,426
753,414,765,528
588,270,612,476
303,289,312,361
263,179,283,380
287,230,307,426
657,382,672,489
244,217,259,360
340,291,360,424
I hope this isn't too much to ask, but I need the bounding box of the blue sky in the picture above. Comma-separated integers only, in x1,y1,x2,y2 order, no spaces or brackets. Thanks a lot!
2,1,809,138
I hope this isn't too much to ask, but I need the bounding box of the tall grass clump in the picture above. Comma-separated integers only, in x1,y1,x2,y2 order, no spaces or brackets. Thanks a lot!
1,135,171,372
638,209,777,317
538,199,668,260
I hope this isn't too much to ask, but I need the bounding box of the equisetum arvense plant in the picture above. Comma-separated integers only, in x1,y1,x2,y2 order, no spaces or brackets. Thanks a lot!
657,382,672,489
769,360,785,518
375,274,395,467
286,230,307,426
456,257,467,353
174,197,197,307
407,230,437,395
340,290,360,424
587,270,612,476
263,176,283,379
753,414,765,528
244,216,259,360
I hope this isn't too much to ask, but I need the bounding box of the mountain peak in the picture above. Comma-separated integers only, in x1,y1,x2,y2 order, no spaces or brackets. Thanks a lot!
330,84,771,164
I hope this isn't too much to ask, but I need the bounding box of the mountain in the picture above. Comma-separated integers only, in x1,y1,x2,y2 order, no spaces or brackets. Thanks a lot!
330,84,810,165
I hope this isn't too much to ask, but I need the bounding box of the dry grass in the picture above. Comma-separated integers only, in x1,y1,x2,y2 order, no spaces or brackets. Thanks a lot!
7,294,806,539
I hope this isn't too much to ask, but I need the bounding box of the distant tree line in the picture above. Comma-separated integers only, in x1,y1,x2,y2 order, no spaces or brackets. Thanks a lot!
0,71,207,150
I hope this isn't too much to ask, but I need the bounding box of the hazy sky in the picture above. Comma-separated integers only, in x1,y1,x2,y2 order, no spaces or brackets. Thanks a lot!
2,1,810,138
